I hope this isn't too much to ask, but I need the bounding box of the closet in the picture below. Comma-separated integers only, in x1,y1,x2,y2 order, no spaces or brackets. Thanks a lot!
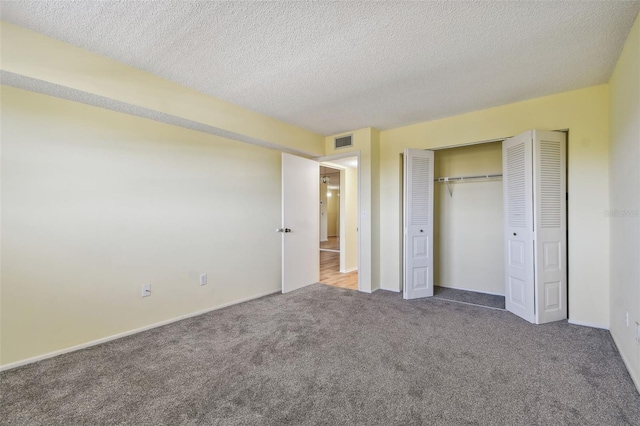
403,130,567,325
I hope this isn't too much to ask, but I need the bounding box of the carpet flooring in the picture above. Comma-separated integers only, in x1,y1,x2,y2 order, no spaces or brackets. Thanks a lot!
1,284,639,425
433,286,506,310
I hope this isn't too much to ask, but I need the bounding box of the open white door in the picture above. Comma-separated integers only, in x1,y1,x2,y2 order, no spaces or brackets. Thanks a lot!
281,153,319,293
503,131,535,323
403,149,434,300
533,130,567,324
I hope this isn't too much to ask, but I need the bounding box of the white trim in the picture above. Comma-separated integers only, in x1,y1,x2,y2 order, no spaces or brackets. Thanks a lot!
610,332,640,394
435,284,505,297
339,266,358,273
567,319,609,330
0,289,280,372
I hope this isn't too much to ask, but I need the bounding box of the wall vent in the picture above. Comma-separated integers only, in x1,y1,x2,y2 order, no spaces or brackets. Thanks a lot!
334,135,353,149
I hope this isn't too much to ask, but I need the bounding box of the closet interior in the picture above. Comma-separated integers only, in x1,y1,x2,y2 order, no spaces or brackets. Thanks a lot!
433,142,506,308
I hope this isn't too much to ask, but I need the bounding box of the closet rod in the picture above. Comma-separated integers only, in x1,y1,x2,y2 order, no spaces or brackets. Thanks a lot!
435,174,502,197
434,173,502,183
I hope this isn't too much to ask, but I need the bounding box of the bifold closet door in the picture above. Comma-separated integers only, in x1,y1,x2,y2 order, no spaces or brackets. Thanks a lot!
403,149,434,300
503,130,567,324
533,130,567,324
503,132,536,323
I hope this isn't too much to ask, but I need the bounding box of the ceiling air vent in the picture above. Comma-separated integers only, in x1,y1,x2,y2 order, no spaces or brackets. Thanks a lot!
334,135,353,149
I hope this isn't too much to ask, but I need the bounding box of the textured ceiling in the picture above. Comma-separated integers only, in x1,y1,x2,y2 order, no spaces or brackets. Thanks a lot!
1,1,639,135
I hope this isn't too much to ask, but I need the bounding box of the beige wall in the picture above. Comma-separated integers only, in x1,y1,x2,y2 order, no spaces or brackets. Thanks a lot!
380,85,610,327
434,142,504,295
609,13,640,389
0,87,283,366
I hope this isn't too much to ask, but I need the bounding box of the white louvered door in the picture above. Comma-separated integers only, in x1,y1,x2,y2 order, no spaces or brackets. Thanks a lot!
533,130,567,324
503,132,535,323
403,149,434,300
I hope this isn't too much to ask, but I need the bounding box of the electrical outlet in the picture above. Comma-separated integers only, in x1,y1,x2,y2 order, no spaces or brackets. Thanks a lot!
199,274,207,286
141,284,151,297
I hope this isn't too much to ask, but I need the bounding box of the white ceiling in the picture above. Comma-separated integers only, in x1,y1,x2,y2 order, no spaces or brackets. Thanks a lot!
1,1,638,135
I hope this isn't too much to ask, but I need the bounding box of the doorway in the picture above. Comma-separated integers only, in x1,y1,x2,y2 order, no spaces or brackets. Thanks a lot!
432,141,506,309
318,158,359,290
320,166,340,252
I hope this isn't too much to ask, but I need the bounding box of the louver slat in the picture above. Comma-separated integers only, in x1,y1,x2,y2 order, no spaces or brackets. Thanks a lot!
507,143,526,228
411,157,430,226
539,141,562,228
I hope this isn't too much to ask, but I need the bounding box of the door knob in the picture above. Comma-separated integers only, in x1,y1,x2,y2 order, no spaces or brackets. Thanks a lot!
284,228,292,233
513,232,517,236
420,229,424,233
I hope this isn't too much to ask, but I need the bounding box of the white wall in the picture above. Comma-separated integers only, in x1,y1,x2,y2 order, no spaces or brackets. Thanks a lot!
320,181,328,241
1,86,283,366
342,166,358,272
609,12,640,390
434,142,504,295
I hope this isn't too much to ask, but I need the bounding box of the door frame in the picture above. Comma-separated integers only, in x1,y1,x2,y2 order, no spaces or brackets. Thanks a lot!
315,151,362,292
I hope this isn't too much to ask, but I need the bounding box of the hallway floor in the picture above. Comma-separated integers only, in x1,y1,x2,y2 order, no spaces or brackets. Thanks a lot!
319,250,358,290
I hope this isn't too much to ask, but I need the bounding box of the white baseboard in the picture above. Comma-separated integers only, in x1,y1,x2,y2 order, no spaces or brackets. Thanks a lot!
320,248,339,253
339,266,358,273
435,284,505,297
0,289,281,372
567,319,609,330
610,331,640,394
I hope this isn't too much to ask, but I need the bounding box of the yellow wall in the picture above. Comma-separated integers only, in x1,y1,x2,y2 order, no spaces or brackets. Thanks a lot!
0,22,324,157
433,142,504,295
327,189,339,236
379,85,610,327
0,87,284,366
0,21,328,368
609,13,640,389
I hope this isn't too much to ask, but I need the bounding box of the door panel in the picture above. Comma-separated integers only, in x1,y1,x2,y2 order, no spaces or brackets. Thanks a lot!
403,149,434,300
503,132,535,322
281,153,319,293
533,130,567,323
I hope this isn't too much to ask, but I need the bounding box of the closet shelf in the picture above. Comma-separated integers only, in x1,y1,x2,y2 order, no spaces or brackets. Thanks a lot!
435,174,502,196
434,173,502,183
